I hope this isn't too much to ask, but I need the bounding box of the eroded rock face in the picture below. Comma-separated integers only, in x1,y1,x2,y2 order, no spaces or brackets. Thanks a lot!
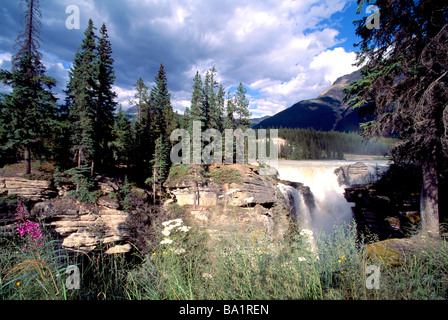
334,162,370,186
34,198,131,253
167,165,278,208
165,165,293,245
0,177,57,201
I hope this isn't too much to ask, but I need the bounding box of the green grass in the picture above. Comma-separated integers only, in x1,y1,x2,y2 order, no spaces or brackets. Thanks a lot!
1,213,448,300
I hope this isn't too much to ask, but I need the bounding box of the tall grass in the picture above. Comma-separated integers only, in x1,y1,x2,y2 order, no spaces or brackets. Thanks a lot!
2,212,448,300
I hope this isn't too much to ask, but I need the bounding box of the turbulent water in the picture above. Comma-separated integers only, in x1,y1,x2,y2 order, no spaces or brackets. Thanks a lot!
272,160,390,237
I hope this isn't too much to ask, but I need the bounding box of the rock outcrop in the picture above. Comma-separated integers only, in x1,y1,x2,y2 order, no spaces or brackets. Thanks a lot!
344,184,421,240
34,198,131,252
334,162,371,187
0,177,57,201
167,164,278,208
165,164,293,244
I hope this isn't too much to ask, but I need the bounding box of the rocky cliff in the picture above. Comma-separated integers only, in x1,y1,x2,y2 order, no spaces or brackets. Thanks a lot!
164,164,296,244
0,175,132,254
1,164,299,254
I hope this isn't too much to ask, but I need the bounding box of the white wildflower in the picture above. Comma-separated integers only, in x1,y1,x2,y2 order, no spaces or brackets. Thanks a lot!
202,273,213,280
178,226,191,232
160,238,173,245
161,229,171,237
298,257,307,262
162,218,183,227
173,248,186,255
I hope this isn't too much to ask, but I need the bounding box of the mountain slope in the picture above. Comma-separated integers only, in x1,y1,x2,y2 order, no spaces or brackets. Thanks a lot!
254,70,368,131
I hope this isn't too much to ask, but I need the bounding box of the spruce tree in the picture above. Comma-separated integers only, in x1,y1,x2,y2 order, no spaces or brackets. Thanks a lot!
151,63,175,184
223,91,236,130
95,23,117,170
344,0,448,236
0,0,57,174
216,84,226,132
204,66,220,130
129,77,154,178
189,71,206,135
65,19,97,173
234,82,252,130
109,105,132,167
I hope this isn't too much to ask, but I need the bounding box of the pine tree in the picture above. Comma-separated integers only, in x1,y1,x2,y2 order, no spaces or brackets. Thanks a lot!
223,91,236,130
130,77,149,125
344,0,448,236
0,0,56,174
189,71,206,135
234,82,252,130
151,63,175,185
129,77,154,178
216,84,226,132
204,66,221,130
95,23,117,170
65,19,97,174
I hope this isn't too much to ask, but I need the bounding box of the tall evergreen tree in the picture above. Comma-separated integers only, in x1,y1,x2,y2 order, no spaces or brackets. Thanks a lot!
224,90,237,130
234,82,252,129
344,0,448,236
65,19,97,173
95,23,117,170
216,84,226,132
129,77,153,178
150,63,175,184
0,0,56,174
189,71,206,135
204,66,221,130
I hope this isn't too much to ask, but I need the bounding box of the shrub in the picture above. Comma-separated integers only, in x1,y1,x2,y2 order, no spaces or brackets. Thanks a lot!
209,167,242,185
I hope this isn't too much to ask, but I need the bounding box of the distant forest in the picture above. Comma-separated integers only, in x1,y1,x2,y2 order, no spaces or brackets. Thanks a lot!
277,128,390,160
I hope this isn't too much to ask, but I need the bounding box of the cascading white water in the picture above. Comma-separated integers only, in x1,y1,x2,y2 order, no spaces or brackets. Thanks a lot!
277,183,313,228
274,160,389,237
278,183,316,251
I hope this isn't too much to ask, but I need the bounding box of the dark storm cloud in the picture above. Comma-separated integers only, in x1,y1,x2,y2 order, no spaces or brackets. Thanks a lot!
0,0,360,115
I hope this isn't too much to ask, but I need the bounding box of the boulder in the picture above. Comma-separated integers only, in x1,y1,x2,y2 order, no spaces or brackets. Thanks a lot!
334,162,370,186
105,243,132,255
31,198,131,252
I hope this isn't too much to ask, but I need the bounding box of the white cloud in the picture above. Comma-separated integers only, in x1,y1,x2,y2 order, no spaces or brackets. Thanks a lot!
113,86,137,110
1,0,359,117
0,51,12,67
309,47,358,84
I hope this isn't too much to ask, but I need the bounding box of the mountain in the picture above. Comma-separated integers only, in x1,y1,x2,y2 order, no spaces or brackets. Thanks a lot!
125,105,138,119
250,116,271,127
253,70,369,132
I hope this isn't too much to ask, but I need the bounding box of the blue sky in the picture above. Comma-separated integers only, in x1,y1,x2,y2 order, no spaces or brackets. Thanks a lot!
0,0,369,118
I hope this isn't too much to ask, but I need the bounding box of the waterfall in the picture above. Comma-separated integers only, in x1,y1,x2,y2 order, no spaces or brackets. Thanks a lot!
278,184,313,228
275,161,356,238
278,183,316,252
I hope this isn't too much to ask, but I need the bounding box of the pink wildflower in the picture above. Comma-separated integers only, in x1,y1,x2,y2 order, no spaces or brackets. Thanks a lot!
15,201,44,244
